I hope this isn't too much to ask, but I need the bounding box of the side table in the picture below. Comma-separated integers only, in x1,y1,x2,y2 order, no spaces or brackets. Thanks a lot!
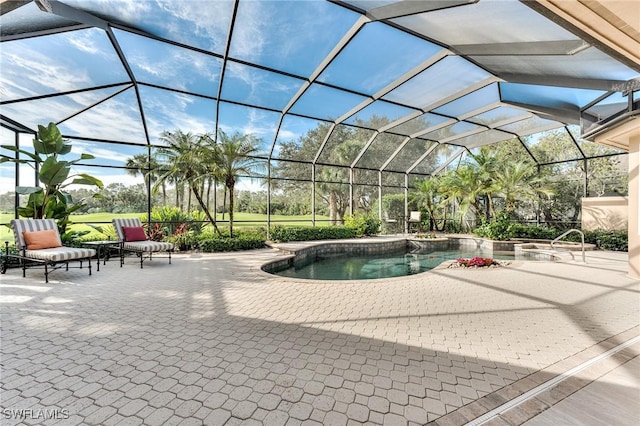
80,241,119,272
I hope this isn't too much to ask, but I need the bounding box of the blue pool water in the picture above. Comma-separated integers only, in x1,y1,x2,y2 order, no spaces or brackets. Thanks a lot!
274,248,515,280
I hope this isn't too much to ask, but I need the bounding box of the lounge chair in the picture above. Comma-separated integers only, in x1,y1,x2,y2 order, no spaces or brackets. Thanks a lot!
408,211,421,233
112,218,174,268
10,219,96,283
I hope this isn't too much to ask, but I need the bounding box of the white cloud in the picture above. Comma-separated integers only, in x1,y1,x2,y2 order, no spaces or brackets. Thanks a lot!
236,177,267,192
70,141,133,164
1,49,92,100
156,0,232,52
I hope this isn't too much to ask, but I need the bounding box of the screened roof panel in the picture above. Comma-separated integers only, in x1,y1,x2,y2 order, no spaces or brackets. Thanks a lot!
344,100,416,128
382,56,493,109
355,133,407,169
497,116,564,137
289,84,369,121
221,62,304,111
139,86,217,145
317,21,444,95
443,151,466,173
392,0,580,45
567,125,626,156
1,2,78,36
466,106,532,128
474,47,638,83
344,1,412,12
69,139,148,168
385,139,436,172
65,0,234,54
387,113,455,137
1,0,637,172
421,121,484,142
411,144,457,175
317,125,375,166
114,28,222,97
271,115,332,161
522,128,583,163
581,91,630,133
0,86,127,130
57,88,147,145
72,164,144,188
473,138,536,165
500,82,606,110
353,169,378,185
316,165,350,183
1,28,128,101
229,0,360,76
382,171,405,186
217,102,280,154
433,84,500,118
446,129,515,149
577,137,627,157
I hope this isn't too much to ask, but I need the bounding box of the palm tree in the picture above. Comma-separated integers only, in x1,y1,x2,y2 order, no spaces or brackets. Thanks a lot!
412,175,446,231
155,130,222,236
440,165,485,229
126,153,152,194
125,153,166,204
214,130,264,237
493,161,554,214
470,148,500,220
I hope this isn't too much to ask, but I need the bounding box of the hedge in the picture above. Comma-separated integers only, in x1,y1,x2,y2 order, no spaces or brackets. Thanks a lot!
473,218,628,251
198,235,266,252
269,226,356,242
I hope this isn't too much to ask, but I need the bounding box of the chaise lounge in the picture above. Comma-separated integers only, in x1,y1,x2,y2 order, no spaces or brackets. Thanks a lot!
112,218,174,268
10,219,96,283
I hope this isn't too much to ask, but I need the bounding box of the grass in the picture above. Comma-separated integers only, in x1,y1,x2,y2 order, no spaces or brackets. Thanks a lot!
0,212,330,244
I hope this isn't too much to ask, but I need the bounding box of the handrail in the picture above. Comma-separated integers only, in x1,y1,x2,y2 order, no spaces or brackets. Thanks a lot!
551,229,586,263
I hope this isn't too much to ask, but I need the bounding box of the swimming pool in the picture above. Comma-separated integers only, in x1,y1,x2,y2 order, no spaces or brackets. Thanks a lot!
272,248,516,280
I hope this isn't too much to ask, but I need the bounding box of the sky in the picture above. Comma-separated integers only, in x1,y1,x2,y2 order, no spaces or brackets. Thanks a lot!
1,0,635,195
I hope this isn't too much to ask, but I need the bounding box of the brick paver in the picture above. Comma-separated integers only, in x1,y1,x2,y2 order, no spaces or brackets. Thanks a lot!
0,243,638,425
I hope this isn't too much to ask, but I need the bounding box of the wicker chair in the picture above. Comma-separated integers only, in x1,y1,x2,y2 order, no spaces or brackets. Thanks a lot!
10,219,96,283
112,218,174,268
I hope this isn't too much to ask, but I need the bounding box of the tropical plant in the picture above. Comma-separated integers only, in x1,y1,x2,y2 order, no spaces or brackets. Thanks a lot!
154,130,222,236
126,153,166,204
343,212,381,236
439,165,485,229
493,161,554,215
214,130,264,238
0,122,103,232
412,176,447,231
473,212,517,240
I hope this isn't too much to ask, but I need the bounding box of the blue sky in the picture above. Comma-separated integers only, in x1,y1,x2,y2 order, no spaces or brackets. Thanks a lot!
1,0,635,193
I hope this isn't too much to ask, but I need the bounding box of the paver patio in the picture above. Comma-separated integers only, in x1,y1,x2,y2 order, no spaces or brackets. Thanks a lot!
1,241,638,425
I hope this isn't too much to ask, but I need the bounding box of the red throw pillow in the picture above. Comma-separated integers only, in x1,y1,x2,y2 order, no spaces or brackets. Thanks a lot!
22,229,62,250
122,226,147,242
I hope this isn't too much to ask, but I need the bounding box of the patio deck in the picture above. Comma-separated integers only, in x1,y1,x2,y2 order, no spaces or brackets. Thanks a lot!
1,240,638,425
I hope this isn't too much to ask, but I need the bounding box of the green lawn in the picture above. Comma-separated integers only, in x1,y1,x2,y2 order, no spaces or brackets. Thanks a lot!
0,212,330,244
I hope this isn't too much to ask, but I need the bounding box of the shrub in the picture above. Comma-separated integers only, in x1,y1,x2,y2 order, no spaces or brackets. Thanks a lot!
582,230,627,251
168,223,197,251
193,228,267,252
344,212,381,237
473,213,516,241
198,234,265,252
510,223,560,240
269,226,356,242
511,224,628,251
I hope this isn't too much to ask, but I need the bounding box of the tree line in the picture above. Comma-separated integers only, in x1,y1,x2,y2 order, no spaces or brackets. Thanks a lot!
1,118,626,233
